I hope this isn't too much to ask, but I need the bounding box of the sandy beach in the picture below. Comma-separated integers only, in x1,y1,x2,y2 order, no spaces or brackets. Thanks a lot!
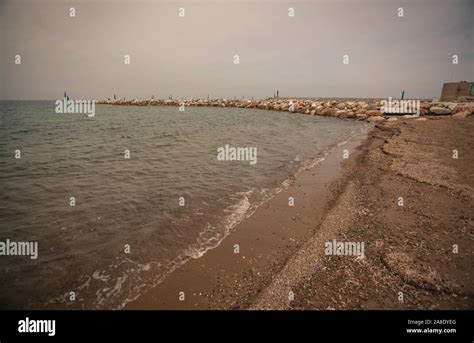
126,116,473,310
2,1,473,339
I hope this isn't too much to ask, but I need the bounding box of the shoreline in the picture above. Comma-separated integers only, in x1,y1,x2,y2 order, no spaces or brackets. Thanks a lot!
125,124,372,309
126,115,473,310
253,116,473,310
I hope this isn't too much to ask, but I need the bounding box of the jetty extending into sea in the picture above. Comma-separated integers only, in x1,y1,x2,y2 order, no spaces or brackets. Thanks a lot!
97,97,473,122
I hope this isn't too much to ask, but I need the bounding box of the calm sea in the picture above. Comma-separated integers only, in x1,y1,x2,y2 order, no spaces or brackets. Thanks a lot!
0,101,368,309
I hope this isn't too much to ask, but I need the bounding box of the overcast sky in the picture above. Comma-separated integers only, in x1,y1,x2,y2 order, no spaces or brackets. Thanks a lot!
1,0,473,100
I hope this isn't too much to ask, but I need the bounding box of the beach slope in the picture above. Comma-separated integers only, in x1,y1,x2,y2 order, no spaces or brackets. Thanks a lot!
127,116,473,310
253,117,474,310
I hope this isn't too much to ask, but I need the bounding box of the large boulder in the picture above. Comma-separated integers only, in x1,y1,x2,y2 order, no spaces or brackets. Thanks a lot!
336,110,354,118
452,111,470,119
366,109,382,116
453,103,474,115
321,108,337,117
315,105,325,114
368,116,385,122
429,107,451,115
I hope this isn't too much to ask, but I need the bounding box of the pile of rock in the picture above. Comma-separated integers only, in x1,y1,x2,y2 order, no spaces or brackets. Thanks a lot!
430,102,473,119
429,102,457,115
96,98,473,121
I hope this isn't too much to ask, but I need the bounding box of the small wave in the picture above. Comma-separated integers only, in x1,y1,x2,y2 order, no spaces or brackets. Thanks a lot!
43,123,370,310
183,189,259,260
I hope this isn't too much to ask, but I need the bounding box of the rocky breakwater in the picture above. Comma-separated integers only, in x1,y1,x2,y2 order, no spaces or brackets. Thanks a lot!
429,102,474,119
96,98,474,121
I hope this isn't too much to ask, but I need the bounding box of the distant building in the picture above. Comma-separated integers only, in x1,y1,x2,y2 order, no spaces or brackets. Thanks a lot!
440,81,474,101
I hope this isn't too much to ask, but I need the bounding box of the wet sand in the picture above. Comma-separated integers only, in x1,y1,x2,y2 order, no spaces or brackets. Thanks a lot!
126,116,473,310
